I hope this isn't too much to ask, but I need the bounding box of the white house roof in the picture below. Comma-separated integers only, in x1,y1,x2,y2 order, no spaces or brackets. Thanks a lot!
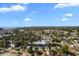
34,40,46,44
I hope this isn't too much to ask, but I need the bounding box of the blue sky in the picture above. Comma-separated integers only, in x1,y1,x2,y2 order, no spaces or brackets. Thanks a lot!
0,3,79,27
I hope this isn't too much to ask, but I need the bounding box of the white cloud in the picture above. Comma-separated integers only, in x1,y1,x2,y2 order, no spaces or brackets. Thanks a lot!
63,13,73,17
10,5,26,11
0,4,26,12
60,13,72,21
24,18,31,21
13,21,19,24
54,3,79,8
61,18,68,21
21,3,30,5
30,11,36,16
0,8,10,12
